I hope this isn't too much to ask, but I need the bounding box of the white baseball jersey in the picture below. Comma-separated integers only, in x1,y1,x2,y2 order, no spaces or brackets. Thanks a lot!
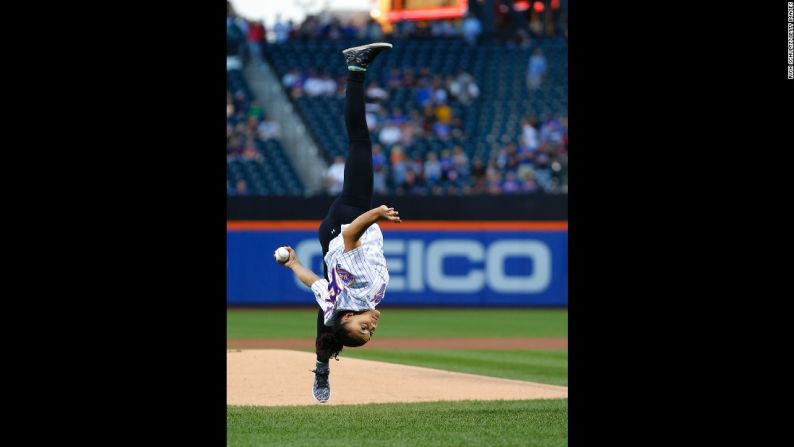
310,223,389,326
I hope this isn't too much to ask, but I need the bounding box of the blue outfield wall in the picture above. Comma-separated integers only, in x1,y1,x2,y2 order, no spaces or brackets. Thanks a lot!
227,223,568,307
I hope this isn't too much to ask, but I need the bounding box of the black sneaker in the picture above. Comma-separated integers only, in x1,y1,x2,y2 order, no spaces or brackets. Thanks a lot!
343,42,393,71
311,364,330,403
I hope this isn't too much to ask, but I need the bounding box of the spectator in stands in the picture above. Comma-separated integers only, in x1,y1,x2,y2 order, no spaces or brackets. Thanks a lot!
421,103,436,133
462,13,482,45
340,20,358,39
359,18,384,41
227,13,246,57
334,74,347,96
439,149,454,181
520,169,539,192
246,116,259,133
394,20,416,39
431,76,448,104
407,110,425,137
502,171,521,194
432,120,451,140
402,69,416,88
234,16,250,61
242,138,261,161
417,67,432,85
516,29,532,49
445,184,460,196
435,102,452,124
408,153,424,179
227,136,243,157
247,20,266,64
230,88,244,110
412,20,433,38
495,143,510,171
365,105,379,132
273,14,290,44
325,17,343,40
379,121,401,146
416,78,433,107
424,152,442,186
373,108,389,132
390,146,408,186
517,150,535,176
320,72,338,96
298,15,322,39
366,81,389,102
506,143,521,172
390,107,408,125
450,117,465,139
519,140,537,164
527,48,547,91
540,114,565,145
372,144,388,194
257,115,280,140
385,68,403,89
399,169,426,195
287,19,300,40
452,146,470,177
282,68,301,90
520,116,540,152
233,121,248,137
447,70,480,105
398,122,417,146
559,116,569,148
486,173,503,194
470,158,487,193
303,70,325,97
248,99,264,120
324,156,345,195
535,164,553,192
235,179,250,195
431,20,457,37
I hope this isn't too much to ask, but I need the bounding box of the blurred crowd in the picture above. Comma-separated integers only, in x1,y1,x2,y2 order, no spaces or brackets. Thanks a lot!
226,81,281,196
227,10,484,50
325,113,567,196
271,13,485,45
227,4,567,59
227,2,567,197
321,65,567,196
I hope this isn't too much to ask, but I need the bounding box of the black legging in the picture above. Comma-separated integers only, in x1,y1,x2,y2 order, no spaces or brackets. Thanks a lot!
315,70,373,359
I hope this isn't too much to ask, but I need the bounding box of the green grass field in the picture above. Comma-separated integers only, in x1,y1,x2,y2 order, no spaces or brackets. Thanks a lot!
228,399,568,447
227,308,567,339
228,309,568,446
344,349,568,385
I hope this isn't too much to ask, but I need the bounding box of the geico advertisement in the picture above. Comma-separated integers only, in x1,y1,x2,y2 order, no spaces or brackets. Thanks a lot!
227,222,567,306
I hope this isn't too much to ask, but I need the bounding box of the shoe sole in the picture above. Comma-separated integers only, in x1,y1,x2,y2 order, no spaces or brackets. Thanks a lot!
313,390,330,403
342,42,393,55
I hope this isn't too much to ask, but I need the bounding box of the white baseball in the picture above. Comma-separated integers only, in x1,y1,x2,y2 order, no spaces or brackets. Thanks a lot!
275,247,290,262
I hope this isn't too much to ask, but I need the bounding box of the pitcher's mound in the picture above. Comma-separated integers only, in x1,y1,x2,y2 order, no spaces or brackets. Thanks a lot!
228,349,567,406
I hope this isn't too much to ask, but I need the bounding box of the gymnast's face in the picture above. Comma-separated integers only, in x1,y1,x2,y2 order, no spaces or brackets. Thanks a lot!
341,309,380,344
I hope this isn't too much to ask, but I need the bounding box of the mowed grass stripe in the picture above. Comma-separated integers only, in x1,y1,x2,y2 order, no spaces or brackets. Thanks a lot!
342,349,568,386
228,399,568,447
227,309,567,339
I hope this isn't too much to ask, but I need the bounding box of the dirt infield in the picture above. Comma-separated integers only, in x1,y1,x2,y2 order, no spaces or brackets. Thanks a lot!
227,337,567,350
228,349,568,406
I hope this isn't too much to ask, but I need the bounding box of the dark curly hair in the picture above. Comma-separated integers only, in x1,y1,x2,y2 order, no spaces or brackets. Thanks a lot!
316,309,369,362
